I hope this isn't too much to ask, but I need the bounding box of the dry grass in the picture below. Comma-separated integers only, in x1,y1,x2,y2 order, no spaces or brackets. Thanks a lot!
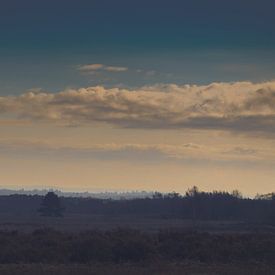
0,213,265,233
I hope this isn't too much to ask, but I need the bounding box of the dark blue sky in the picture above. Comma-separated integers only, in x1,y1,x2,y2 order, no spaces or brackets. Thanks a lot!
1,0,275,95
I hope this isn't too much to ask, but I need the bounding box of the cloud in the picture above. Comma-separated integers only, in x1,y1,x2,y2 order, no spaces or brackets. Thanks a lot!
1,81,275,133
0,139,271,163
104,66,128,72
223,146,257,156
78,64,104,71
0,119,31,126
78,64,128,73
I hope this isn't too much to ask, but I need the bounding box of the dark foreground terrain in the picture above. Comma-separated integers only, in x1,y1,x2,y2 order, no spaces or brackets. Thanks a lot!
0,263,273,275
0,189,274,274
0,228,274,274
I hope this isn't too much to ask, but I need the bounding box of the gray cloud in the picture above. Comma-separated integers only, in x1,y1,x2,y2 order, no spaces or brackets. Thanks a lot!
1,81,275,133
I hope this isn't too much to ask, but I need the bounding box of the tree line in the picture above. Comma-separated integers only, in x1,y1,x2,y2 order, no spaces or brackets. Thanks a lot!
0,187,274,223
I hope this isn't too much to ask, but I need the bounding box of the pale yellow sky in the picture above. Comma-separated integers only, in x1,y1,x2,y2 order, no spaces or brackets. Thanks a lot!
1,152,275,196
0,121,275,196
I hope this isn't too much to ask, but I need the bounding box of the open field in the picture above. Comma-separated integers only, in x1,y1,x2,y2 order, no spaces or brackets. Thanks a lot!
0,228,274,265
0,213,274,233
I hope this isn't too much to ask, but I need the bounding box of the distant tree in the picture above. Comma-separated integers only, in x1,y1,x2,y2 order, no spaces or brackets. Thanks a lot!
165,192,181,199
231,190,243,199
186,186,199,197
152,192,163,199
38,192,64,217
186,186,200,227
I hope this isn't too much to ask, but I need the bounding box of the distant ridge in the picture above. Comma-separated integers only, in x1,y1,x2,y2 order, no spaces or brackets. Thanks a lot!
0,188,155,200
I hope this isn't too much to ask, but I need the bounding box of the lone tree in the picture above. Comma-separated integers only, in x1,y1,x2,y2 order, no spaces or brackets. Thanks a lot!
38,191,64,217
186,186,200,228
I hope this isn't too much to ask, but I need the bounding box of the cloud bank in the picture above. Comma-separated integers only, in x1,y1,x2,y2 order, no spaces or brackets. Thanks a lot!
1,81,275,133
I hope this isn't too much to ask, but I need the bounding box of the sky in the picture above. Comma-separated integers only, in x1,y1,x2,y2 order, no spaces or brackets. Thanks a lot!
1,0,275,196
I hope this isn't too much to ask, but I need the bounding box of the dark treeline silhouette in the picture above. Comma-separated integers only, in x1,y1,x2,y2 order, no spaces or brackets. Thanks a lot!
0,228,274,264
38,192,64,217
0,187,274,223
